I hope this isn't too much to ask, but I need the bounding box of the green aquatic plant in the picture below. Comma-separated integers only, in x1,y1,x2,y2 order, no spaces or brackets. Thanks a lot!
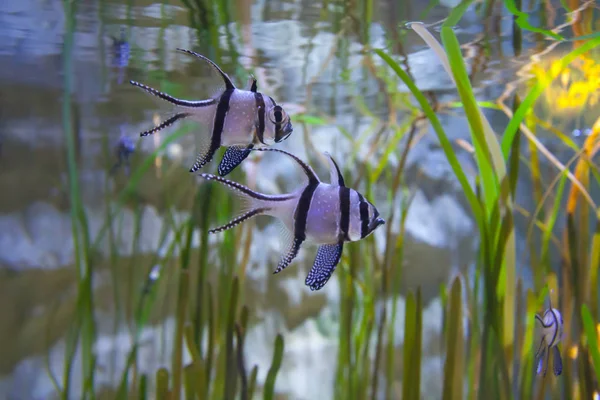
51,0,600,399
373,1,600,399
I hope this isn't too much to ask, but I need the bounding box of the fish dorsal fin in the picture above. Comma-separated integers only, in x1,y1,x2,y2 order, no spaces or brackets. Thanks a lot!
324,152,345,187
176,48,236,91
252,148,320,185
247,75,258,92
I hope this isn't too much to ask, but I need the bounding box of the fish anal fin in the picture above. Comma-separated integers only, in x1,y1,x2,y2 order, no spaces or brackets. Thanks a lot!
324,152,345,187
536,346,546,376
305,242,343,291
189,131,220,172
273,236,304,274
218,144,253,176
552,346,562,376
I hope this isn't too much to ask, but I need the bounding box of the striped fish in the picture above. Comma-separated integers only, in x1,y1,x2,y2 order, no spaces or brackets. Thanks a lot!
534,298,564,377
130,48,293,176
199,148,385,290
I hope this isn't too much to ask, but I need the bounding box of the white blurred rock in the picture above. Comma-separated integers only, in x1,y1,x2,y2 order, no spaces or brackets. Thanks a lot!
0,318,189,400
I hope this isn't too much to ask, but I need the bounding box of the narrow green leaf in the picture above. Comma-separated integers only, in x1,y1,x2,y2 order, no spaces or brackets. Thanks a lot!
441,26,497,212
581,305,600,385
264,334,285,400
442,0,475,27
224,277,240,400
374,49,484,228
138,374,147,400
501,37,600,159
541,171,569,267
402,292,416,400
442,278,464,400
248,365,259,400
589,219,600,318
293,114,329,125
503,0,564,40
156,368,170,400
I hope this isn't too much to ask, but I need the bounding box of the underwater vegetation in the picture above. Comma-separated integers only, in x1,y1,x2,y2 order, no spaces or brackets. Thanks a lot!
45,0,600,399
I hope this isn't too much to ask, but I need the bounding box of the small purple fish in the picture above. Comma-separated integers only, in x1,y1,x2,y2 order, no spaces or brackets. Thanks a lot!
199,148,385,291
111,133,135,176
534,296,563,377
111,27,130,85
130,49,293,176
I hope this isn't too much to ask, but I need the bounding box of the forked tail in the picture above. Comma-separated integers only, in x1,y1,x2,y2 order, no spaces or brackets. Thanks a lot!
129,80,216,137
198,173,293,234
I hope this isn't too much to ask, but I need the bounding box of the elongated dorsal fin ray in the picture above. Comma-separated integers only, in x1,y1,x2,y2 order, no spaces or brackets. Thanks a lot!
208,207,268,234
252,148,320,184
130,81,216,108
176,48,236,91
247,75,258,92
324,152,345,187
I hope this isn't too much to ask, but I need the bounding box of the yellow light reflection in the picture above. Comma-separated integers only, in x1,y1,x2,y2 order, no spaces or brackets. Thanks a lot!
569,344,579,360
531,54,600,117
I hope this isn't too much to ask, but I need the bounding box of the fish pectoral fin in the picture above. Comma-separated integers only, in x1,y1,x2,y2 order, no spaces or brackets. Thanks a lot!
536,346,546,376
305,242,343,291
552,346,562,376
273,236,304,275
218,144,254,176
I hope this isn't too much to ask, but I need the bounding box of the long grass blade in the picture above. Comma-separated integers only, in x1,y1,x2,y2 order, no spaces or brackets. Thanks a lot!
374,49,483,227
581,305,600,385
443,278,464,400
263,334,284,400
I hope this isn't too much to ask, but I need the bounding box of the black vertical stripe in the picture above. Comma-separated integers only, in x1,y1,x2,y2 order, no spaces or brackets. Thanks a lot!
547,309,560,347
274,106,283,141
294,183,319,241
210,88,234,154
254,92,266,144
339,187,351,241
358,193,369,239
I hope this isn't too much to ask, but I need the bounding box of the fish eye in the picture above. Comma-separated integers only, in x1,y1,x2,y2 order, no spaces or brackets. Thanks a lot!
267,106,288,125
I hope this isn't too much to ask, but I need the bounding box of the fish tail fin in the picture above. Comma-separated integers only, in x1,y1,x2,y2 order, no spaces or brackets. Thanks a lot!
130,80,215,108
130,80,216,137
199,173,272,233
208,207,268,234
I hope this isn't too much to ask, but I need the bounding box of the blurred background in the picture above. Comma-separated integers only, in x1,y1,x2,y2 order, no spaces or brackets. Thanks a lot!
0,0,599,399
